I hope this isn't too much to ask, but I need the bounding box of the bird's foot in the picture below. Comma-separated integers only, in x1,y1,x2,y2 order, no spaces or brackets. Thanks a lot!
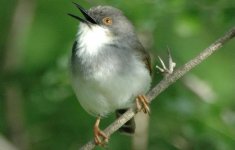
156,49,176,75
136,95,150,114
94,117,109,146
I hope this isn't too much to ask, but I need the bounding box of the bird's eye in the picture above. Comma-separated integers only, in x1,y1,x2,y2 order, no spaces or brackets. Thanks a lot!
102,17,112,25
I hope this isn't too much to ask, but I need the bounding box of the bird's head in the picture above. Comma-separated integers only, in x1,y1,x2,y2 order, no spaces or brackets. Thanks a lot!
68,3,135,39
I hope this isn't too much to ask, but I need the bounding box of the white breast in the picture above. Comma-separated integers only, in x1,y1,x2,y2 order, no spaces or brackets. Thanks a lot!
72,61,151,117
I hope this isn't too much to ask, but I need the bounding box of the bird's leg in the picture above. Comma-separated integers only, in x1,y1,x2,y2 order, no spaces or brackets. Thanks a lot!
136,95,150,114
94,117,108,145
156,49,176,75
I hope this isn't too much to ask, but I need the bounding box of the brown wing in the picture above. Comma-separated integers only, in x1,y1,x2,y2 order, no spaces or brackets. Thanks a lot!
135,42,152,75
142,52,152,75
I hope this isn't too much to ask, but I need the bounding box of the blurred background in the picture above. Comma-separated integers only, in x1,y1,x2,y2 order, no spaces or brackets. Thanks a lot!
1,0,235,150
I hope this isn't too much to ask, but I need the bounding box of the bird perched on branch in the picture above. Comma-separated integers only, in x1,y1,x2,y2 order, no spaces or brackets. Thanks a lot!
68,2,152,145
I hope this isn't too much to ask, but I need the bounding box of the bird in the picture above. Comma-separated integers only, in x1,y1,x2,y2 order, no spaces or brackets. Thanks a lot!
68,2,152,145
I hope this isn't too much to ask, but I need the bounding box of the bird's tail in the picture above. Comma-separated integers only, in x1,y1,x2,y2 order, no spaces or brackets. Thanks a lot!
116,109,135,135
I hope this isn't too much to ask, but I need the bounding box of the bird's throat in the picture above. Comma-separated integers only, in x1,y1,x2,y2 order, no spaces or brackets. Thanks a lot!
76,23,113,57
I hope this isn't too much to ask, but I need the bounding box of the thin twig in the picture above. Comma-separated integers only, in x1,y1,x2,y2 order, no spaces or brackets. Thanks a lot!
80,27,235,150
0,134,18,150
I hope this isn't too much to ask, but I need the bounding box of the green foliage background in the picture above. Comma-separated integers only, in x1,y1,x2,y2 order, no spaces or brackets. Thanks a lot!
0,0,235,149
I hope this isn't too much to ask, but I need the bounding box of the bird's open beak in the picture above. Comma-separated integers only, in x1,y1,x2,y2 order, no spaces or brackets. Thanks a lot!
68,2,97,24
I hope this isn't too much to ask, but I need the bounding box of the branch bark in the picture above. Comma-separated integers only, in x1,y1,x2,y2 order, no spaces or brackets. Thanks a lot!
80,26,235,150
0,134,18,150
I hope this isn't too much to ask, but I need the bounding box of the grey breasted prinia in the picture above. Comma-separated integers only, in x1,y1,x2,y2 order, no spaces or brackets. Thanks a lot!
69,2,152,143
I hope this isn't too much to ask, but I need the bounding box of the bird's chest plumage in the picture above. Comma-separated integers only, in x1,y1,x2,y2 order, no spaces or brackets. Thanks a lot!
70,26,151,117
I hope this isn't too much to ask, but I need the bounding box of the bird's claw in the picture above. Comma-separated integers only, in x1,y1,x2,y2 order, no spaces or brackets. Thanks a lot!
156,49,176,75
136,95,150,114
94,118,109,146
94,128,108,146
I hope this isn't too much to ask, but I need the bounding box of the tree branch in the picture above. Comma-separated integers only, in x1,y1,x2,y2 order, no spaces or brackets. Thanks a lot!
80,27,235,150
0,134,18,150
